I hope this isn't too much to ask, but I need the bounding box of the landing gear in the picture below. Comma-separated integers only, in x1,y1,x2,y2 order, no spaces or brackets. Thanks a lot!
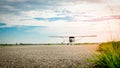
67,43,72,45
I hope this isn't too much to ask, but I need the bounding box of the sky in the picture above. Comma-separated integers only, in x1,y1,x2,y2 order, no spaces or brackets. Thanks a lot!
0,0,120,44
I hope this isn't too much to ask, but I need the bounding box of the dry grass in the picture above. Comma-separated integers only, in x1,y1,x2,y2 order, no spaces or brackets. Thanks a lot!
0,45,98,68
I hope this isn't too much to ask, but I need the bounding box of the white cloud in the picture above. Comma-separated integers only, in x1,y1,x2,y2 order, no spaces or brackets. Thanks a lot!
3,5,19,11
1,0,120,27
7,0,27,2
20,10,59,18
0,13,70,27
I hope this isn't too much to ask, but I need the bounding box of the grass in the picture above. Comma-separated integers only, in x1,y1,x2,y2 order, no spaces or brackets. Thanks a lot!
94,41,120,68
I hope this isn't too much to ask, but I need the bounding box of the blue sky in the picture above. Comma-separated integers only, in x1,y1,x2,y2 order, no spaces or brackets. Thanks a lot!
0,0,120,44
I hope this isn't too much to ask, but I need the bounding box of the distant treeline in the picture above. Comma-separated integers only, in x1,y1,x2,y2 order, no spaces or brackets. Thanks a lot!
0,43,100,46
0,43,64,46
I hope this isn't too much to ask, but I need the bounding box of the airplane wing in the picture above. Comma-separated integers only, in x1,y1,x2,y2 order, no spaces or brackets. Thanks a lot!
49,36,69,38
74,35,97,37
49,35,97,38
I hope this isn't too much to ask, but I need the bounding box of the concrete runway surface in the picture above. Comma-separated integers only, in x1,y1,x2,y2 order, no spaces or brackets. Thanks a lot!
0,45,99,68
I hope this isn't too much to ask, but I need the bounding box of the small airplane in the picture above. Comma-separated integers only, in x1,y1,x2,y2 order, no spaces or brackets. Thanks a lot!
49,35,97,45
